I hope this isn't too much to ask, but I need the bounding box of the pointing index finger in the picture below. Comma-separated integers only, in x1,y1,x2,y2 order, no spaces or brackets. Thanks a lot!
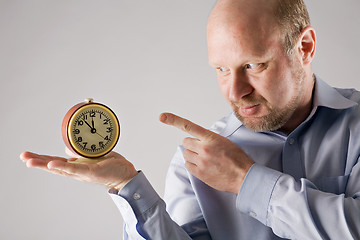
159,112,211,139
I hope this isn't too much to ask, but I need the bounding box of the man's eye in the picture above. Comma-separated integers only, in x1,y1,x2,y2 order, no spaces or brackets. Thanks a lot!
218,66,230,72
245,63,261,69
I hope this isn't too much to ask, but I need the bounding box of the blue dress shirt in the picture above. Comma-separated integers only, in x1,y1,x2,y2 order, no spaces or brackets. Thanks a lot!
110,77,360,239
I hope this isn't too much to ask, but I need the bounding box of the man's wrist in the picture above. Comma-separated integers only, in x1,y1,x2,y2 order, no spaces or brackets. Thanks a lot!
112,170,139,192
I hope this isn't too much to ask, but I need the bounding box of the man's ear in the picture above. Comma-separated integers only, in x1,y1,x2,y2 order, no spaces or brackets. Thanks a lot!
296,26,316,65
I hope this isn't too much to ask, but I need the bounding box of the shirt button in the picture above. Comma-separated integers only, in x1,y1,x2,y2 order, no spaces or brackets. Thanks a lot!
133,193,141,200
289,138,295,145
249,211,257,218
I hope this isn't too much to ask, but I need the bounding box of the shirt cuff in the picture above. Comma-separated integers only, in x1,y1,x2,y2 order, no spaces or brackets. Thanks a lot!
236,163,282,225
109,171,160,217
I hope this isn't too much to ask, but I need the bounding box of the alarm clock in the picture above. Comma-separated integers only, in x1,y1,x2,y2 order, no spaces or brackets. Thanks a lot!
61,98,120,160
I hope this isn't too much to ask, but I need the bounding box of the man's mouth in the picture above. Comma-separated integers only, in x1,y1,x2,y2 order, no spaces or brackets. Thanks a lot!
237,104,261,116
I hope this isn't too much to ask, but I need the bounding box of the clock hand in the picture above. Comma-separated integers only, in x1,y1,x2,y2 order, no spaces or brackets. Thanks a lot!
92,119,95,129
84,120,93,130
84,119,97,134
96,132,105,139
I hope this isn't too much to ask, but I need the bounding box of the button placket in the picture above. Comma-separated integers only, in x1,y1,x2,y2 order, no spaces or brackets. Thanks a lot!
282,136,303,180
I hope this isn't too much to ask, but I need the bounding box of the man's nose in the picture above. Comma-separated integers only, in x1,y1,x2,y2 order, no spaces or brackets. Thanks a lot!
228,73,254,102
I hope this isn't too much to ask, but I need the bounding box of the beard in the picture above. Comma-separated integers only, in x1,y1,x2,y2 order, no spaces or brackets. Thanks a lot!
232,57,306,132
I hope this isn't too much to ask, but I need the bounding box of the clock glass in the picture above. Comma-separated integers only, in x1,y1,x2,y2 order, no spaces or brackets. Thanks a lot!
65,102,120,158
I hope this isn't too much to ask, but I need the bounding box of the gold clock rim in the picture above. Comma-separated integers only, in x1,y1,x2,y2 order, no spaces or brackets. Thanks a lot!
67,103,120,158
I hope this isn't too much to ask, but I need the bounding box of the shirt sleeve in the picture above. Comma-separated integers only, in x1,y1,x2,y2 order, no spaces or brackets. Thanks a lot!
109,170,208,239
237,162,360,239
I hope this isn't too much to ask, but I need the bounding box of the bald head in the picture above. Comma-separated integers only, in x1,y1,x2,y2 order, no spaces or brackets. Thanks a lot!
207,0,280,59
209,0,278,25
208,0,278,33
208,0,311,55
207,0,281,67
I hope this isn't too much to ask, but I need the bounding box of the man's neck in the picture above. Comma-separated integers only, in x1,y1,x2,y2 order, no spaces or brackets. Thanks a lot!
279,74,316,135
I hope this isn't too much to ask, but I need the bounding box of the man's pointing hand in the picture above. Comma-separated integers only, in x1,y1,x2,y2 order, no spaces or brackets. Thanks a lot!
159,112,254,194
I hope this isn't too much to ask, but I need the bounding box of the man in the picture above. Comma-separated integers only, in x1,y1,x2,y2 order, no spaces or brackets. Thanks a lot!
21,0,360,239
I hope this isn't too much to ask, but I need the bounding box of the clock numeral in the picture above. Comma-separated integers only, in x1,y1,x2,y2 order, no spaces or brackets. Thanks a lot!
90,111,96,117
99,142,104,148
103,119,110,125
82,142,88,148
83,114,88,120
104,135,109,141
77,120,84,126
73,129,80,134
77,137,83,142
106,127,113,133
91,144,96,150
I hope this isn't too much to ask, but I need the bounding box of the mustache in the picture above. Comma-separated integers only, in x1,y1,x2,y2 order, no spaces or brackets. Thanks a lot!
231,94,266,108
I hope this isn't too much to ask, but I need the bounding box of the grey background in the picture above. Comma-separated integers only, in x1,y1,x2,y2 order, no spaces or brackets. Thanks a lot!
1,1,359,239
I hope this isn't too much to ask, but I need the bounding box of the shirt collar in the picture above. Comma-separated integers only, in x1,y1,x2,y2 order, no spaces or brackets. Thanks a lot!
219,75,357,137
313,75,357,110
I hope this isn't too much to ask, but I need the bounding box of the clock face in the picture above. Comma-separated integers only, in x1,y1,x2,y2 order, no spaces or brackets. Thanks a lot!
67,103,120,158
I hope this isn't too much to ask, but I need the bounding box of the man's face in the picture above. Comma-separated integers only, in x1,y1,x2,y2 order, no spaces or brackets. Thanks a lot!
208,16,306,132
